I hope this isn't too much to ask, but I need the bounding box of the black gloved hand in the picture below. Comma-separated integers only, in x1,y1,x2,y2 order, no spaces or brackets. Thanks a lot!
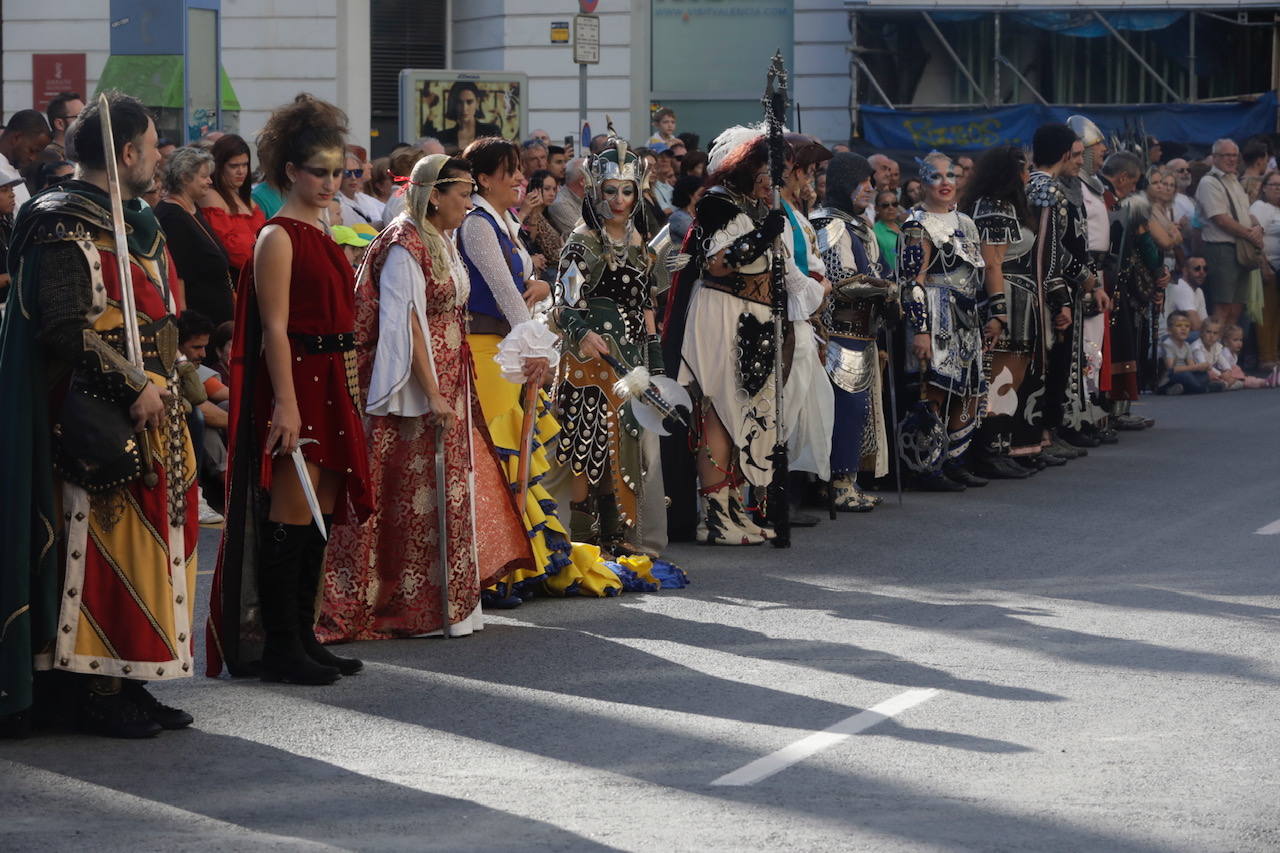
760,209,787,242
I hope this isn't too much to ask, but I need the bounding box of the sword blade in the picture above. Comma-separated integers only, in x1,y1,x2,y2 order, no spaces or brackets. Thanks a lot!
97,93,143,370
883,325,904,507
290,446,327,540
435,422,452,639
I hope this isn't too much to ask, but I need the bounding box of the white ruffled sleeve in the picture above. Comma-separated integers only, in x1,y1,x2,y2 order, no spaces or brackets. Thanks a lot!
366,244,433,417
494,319,561,383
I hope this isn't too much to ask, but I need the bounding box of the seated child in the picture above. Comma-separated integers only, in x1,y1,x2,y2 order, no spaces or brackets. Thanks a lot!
1190,320,1228,392
1159,311,1210,395
1219,325,1274,390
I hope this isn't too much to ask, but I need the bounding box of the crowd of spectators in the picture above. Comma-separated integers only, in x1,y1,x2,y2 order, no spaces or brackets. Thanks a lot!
853,131,1280,393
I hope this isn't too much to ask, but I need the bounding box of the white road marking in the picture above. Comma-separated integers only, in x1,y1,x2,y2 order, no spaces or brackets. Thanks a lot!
710,688,941,786
1254,519,1280,535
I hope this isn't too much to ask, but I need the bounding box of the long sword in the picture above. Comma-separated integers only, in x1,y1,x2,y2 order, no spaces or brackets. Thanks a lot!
883,323,904,507
98,92,158,487
434,422,452,639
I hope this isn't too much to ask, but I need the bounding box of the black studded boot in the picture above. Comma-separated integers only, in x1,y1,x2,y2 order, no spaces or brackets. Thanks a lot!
257,521,340,685
296,519,362,676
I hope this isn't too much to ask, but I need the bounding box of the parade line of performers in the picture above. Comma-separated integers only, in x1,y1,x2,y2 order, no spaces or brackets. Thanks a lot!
1,92,1175,739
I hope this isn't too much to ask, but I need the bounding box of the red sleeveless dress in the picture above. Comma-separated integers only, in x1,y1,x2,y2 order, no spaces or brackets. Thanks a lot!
247,217,371,519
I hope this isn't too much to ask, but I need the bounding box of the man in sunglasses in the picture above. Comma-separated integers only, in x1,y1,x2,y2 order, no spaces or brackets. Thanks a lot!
1166,158,1195,234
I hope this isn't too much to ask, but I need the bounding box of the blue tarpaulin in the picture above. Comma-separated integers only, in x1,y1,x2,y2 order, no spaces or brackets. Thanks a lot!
861,93,1278,151
931,10,1185,37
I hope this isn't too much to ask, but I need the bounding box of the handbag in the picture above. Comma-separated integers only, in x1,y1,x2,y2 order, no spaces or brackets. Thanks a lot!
1215,175,1263,269
52,373,146,493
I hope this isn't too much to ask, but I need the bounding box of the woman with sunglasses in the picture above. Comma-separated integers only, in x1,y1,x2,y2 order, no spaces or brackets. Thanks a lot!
899,150,987,491
210,94,371,686
872,190,902,274
337,148,385,228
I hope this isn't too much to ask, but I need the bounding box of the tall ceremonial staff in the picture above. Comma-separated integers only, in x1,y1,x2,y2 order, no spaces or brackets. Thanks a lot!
763,51,791,549
98,92,158,488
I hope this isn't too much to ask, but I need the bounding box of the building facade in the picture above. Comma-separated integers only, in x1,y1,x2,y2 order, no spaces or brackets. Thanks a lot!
2,0,853,155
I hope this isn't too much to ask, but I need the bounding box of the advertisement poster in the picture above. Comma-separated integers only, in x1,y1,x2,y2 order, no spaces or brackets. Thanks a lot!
32,53,86,112
400,70,528,154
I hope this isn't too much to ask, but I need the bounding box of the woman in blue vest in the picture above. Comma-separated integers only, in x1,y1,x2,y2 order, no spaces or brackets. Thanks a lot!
457,137,622,599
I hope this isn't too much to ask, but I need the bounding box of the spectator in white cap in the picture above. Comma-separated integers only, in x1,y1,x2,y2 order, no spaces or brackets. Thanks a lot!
0,165,24,305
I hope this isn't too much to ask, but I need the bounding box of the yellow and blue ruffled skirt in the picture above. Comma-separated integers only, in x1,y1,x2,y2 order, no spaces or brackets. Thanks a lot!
470,333,627,598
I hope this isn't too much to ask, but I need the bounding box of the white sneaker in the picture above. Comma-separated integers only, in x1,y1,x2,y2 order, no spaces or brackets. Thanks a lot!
197,488,224,525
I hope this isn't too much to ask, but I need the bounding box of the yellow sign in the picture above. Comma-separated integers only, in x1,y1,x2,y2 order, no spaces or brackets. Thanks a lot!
551,21,570,43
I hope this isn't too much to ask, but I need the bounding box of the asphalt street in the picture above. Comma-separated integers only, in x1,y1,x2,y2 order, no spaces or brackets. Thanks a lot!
3,390,1278,852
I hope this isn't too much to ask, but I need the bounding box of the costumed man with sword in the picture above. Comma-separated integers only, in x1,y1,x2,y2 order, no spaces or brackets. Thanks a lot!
0,92,199,739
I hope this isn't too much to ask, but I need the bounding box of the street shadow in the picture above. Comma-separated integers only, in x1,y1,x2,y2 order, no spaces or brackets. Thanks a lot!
0,729,617,852
266,656,1183,853
712,577,1280,687
1035,583,1280,623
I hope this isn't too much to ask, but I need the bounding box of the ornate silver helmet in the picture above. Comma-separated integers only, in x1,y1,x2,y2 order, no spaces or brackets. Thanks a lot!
581,120,649,234
583,120,648,193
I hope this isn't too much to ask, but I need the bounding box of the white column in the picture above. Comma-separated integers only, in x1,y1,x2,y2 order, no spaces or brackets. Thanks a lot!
629,0,651,146
337,0,372,153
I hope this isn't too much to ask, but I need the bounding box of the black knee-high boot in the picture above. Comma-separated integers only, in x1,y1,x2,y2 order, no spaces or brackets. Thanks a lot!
257,521,340,685
297,519,362,675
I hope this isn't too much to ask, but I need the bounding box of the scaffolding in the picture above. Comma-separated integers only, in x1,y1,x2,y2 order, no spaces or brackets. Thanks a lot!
843,1,1280,137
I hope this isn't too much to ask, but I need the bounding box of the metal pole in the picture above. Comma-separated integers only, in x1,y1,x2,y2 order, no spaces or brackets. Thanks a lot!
996,55,1048,106
853,56,895,108
1273,13,1279,132
993,13,1002,104
850,10,860,141
579,62,587,129
215,9,222,133
1092,10,1182,102
921,11,990,107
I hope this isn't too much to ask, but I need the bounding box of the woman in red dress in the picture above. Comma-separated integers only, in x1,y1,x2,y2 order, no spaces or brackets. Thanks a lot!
208,95,371,685
199,134,267,282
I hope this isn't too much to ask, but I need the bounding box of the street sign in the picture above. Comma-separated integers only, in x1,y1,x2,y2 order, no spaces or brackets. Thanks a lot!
579,0,599,12
550,21,569,44
573,14,600,65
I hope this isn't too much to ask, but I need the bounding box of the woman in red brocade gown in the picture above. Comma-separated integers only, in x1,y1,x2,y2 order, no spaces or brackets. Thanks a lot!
318,154,533,641
208,95,371,686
